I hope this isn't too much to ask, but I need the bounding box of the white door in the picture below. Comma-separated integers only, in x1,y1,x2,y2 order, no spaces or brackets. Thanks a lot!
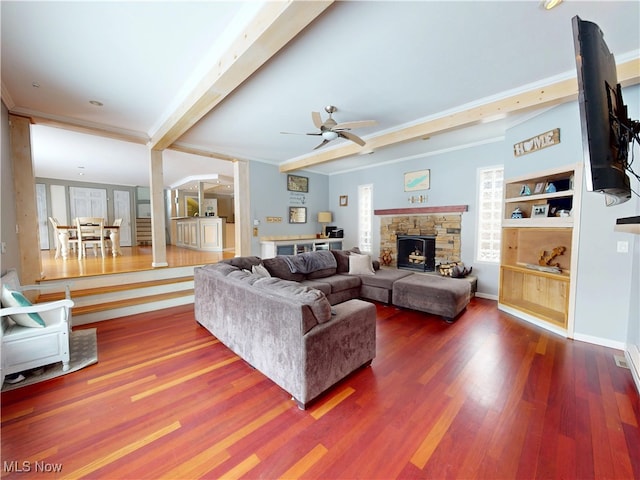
113,190,132,247
69,187,107,219
36,183,49,250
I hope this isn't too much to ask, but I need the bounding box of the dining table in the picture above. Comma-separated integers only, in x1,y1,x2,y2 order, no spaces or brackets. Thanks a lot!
55,224,121,259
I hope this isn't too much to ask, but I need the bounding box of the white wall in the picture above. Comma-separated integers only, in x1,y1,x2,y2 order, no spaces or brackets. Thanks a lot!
1,102,20,274
248,161,329,255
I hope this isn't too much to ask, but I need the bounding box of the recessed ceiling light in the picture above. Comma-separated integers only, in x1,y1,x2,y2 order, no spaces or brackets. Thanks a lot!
89,100,103,107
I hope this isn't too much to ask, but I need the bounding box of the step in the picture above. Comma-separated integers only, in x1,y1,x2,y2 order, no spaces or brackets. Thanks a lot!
37,276,194,302
72,289,194,315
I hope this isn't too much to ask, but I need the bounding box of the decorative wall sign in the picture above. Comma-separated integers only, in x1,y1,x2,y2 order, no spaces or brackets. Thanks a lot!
287,174,308,192
513,128,560,157
288,192,306,205
404,169,430,192
289,206,307,223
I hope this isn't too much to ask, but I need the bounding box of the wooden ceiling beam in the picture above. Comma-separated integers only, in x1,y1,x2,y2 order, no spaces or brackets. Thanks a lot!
148,0,334,152
279,58,640,173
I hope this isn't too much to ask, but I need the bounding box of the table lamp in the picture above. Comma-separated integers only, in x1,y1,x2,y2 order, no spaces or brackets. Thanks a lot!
317,211,333,238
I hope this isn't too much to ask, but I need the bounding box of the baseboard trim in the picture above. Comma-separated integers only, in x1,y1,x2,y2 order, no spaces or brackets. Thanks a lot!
572,333,626,351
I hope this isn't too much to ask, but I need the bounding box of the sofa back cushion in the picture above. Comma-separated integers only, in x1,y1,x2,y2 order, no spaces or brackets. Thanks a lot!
253,277,332,325
221,256,263,271
263,257,306,282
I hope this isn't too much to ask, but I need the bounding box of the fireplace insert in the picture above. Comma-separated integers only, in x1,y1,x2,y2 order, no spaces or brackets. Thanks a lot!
397,235,436,272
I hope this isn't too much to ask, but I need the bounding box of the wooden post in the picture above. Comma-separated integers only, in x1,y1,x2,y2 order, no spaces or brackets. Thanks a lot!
8,114,41,284
234,160,251,256
149,149,168,267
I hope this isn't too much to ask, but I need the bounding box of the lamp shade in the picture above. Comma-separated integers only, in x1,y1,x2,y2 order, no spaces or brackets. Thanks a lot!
317,211,333,223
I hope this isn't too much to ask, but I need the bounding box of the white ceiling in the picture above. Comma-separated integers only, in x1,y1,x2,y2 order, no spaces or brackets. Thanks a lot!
2,1,639,190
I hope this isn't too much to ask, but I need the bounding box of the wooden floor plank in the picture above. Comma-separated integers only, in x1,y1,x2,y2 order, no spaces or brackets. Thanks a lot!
2,299,639,480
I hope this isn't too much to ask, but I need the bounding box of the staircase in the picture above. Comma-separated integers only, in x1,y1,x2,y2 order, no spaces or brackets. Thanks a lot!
37,266,198,325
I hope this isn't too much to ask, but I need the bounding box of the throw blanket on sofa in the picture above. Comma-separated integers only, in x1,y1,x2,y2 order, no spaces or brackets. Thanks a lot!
283,250,337,274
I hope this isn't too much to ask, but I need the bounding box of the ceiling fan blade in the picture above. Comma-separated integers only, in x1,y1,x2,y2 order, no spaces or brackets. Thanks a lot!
339,130,366,147
311,111,323,129
280,131,321,136
334,120,377,130
313,139,331,150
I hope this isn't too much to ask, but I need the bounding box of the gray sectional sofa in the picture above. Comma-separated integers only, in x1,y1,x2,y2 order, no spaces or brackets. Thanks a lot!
194,256,376,409
194,249,471,408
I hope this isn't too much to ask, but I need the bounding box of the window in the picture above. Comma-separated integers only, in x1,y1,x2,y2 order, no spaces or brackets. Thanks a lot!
358,184,373,252
476,166,504,263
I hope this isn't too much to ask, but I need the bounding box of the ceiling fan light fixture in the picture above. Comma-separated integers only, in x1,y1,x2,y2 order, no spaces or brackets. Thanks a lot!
541,0,562,10
322,131,339,141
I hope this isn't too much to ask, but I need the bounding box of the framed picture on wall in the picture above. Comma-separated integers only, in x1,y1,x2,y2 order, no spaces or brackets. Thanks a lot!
404,169,430,192
339,195,348,207
289,206,307,223
287,174,309,193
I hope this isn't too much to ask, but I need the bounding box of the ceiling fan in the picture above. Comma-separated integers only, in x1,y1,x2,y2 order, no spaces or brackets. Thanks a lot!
282,105,377,150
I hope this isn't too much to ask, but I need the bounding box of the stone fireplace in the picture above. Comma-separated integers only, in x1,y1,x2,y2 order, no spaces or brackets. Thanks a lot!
375,206,467,269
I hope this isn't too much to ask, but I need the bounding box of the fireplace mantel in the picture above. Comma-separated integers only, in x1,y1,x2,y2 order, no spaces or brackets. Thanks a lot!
374,205,468,216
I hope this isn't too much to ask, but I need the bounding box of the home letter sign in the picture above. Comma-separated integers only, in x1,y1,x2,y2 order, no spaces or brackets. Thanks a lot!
513,128,560,157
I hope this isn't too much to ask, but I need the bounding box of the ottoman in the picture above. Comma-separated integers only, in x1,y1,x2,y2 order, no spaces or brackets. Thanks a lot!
392,273,471,321
358,268,414,303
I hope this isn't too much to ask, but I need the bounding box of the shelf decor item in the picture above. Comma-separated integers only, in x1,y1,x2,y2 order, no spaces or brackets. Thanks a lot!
532,204,549,218
511,207,524,219
519,184,531,196
287,174,309,193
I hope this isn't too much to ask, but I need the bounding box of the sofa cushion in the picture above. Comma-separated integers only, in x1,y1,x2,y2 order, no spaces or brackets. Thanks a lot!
348,253,375,275
300,279,332,296
282,250,337,275
306,267,337,279
358,268,413,288
252,264,271,277
263,257,306,282
253,277,332,324
202,262,238,277
315,274,362,292
221,256,263,271
1,286,46,328
227,269,264,285
331,247,362,273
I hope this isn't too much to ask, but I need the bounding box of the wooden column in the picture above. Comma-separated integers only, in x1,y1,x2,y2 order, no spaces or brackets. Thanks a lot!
8,114,41,284
234,160,251,256
149,149,168,267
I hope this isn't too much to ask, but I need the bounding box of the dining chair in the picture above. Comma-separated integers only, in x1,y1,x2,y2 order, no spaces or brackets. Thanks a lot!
75,217,106,258
105,218,123,254
48,217,62,259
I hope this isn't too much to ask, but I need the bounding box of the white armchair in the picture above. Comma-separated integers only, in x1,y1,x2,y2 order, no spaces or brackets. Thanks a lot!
1,270,74,385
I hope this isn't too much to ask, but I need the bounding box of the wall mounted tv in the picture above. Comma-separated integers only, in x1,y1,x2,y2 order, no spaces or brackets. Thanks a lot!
572,15,640,206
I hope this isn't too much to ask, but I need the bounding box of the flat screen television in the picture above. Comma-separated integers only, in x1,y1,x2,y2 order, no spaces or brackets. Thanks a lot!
571,16,639,206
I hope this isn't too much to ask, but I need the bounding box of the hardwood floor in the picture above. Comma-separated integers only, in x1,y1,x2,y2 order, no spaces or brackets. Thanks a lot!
2,299,639,479
40,245,236,281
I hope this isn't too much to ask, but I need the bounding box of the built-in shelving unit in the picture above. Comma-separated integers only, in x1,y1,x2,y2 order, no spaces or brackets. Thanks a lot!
499,164,582,335
260,237,343,258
